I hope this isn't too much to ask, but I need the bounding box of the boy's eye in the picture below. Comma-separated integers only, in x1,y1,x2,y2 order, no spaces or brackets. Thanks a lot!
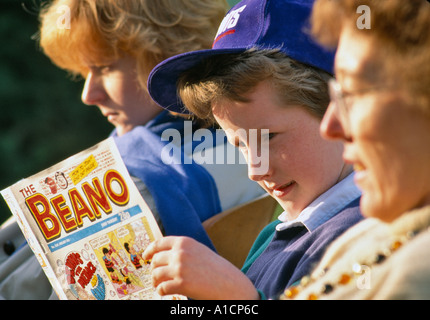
238,141,247,149
99,65,112,74
234,139,246,149
230,135,246,149
265,132,277,142
89,63,114,75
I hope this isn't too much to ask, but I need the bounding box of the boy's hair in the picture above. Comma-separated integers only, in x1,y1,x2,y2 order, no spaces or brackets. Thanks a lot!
39,0,228,90
311,0,430,112
177,49,332,126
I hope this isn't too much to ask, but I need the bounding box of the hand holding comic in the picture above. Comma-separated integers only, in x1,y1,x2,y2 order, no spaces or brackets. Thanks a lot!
143,236,260,300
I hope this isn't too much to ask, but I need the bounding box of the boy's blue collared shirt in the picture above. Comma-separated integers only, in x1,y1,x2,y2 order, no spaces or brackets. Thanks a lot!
276,172,361,233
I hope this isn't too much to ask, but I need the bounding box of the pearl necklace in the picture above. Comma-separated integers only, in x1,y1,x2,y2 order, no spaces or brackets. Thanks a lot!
280,229,421,300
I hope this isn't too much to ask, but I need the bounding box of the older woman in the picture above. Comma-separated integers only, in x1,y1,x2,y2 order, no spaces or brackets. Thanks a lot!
280,0,430,299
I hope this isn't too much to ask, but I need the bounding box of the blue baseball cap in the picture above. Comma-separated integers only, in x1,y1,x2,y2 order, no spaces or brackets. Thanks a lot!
147,0,335,114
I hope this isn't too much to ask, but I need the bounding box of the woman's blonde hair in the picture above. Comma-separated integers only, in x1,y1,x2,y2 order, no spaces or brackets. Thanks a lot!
311,0,430,113
39,0,228,90
178,49,332,126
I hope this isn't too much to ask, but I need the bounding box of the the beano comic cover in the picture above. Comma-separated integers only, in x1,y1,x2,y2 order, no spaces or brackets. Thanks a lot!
1,138,184,300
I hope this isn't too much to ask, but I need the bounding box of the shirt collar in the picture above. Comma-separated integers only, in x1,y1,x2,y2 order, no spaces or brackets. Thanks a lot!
110,110,181,136
276,172,361,233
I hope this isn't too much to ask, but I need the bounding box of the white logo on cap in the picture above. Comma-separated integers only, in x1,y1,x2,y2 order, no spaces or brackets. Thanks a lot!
214,5,247,40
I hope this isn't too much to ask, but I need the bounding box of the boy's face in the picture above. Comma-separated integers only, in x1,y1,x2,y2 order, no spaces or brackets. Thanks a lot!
213,80,351,220
81,55,163,136
320,25,430,222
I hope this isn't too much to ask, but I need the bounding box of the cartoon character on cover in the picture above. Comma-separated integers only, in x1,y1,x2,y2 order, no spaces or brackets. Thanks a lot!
44,177,57,194
108,243,134,280
102,247,119,283
124,242,144,270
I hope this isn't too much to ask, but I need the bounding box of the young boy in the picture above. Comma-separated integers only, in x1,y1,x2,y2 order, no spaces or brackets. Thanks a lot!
144,0,363,299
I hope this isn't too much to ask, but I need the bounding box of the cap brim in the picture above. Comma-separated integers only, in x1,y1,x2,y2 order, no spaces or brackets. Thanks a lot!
148,47,247,114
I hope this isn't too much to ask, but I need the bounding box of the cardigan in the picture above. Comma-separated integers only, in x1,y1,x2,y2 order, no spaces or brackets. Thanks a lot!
292,205,430,300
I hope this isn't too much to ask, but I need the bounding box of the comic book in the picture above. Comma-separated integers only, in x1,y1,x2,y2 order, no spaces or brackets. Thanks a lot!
1,138,184,300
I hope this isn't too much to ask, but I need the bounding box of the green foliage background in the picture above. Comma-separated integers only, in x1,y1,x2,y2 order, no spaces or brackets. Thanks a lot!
0,0,113,223
0,0,241,224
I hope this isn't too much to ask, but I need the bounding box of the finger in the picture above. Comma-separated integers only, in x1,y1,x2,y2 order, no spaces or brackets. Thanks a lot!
155,279,172,297
149,250,172,270
155,278,187,298
151,261,174,281
142,236,177,260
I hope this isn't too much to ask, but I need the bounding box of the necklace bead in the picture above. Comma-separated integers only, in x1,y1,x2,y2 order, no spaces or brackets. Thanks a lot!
391,240,402,251
322,284,334,294
338,273,351,285
279,228,423,300
374,253,386,264
283,286,299,299
352,263,363,274
307,293,318,300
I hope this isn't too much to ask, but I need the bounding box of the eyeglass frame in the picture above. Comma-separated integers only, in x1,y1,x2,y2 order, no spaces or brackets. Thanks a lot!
328,78,388,136
328,79,351,134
